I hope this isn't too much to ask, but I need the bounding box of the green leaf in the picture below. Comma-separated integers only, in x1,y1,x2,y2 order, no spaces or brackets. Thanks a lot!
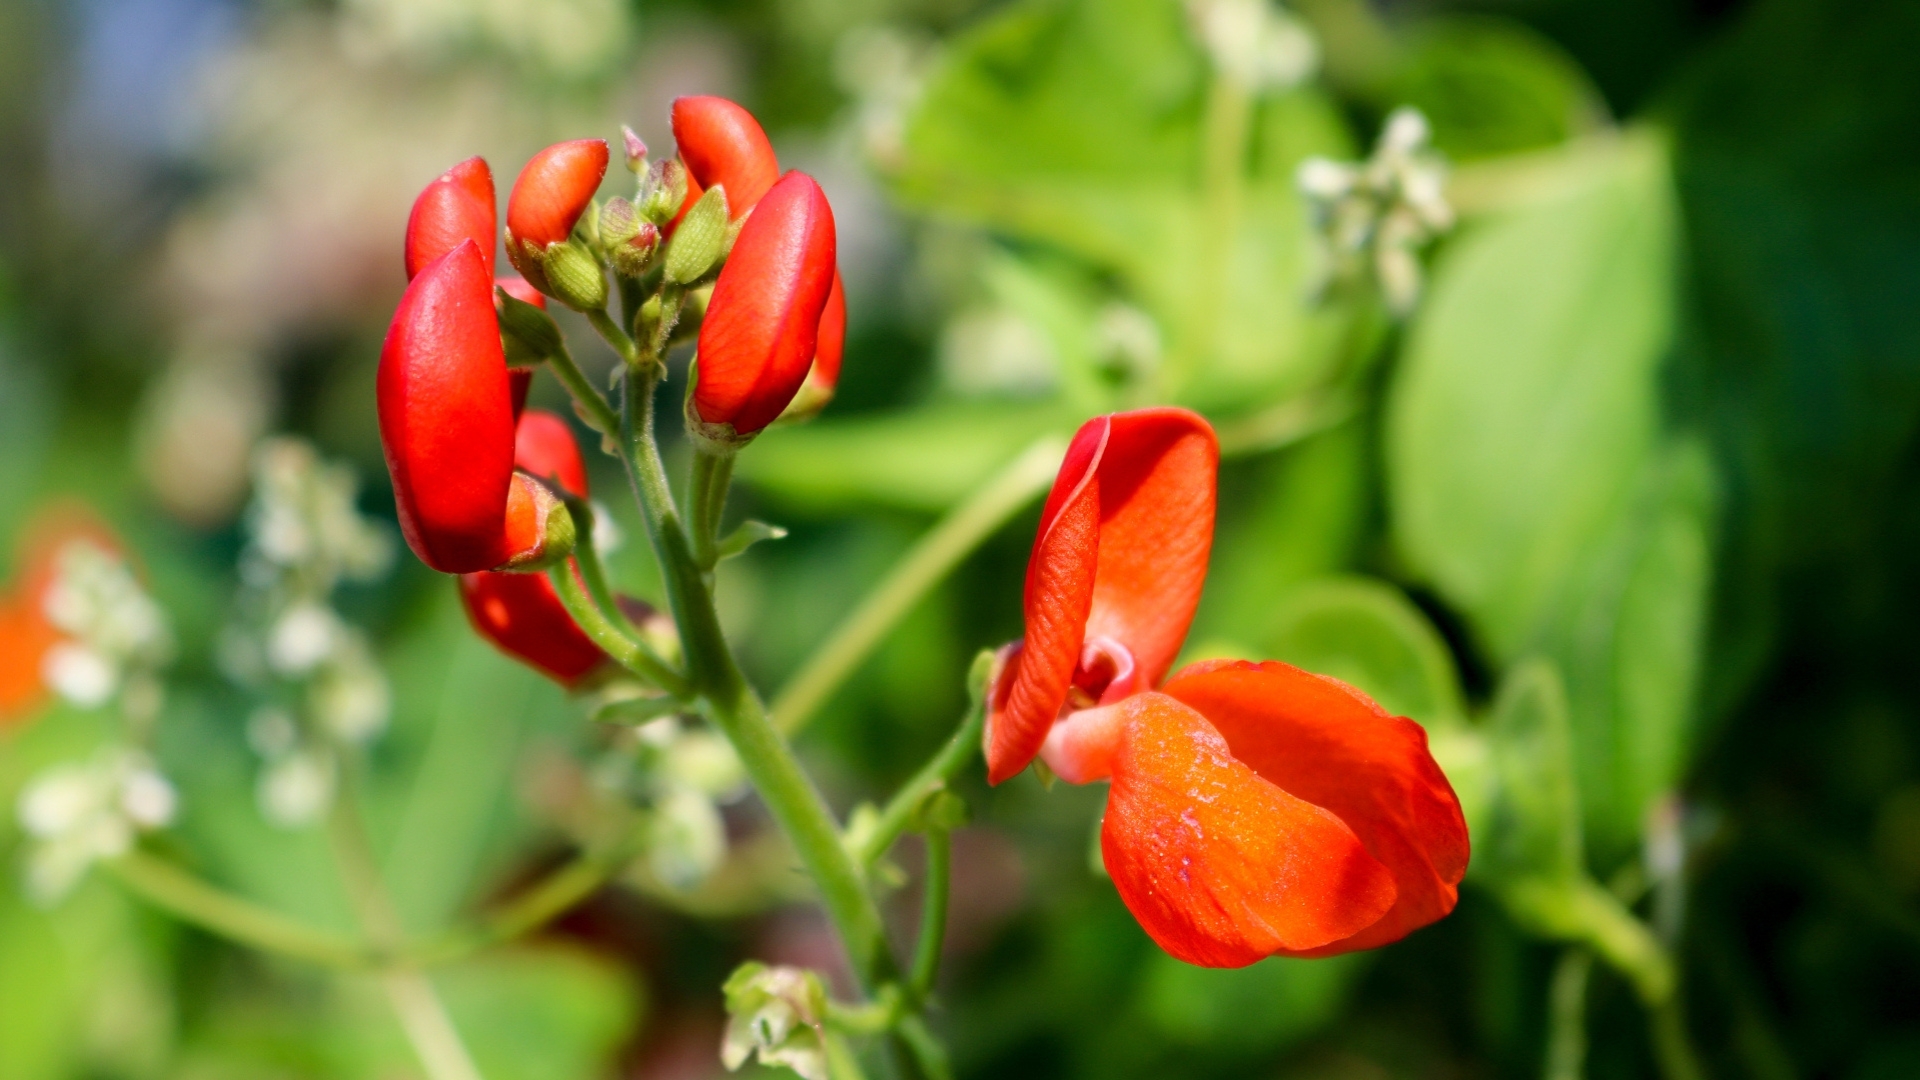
737,400,1073,513
1478,658,1583,887
1136,951,1371,1053
893,0,1360,410
1388,126,1677,662
1389,16,1608,161
1264,574,1466,729
715,519,788,562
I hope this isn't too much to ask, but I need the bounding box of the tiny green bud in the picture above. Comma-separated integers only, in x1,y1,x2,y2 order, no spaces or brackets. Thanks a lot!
599,197,640,246
621,125,648,174
540,238,609,312
639,158,689,225
664,185,731,284
495,286,562,364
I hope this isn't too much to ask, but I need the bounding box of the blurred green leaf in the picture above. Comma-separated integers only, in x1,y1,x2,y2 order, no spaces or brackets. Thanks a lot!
739,401,1072,513
894,0,1358,410
1265,575,1466,728
1136,951,1370,1053
1477,658,1582,886
1390,16,1607,161
1388,126,1676,662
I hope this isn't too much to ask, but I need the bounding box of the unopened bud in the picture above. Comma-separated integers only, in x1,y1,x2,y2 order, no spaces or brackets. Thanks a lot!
639,159,689,226
612,221,660,278
495,479,576,573
538,238,610,313
664,185,731,284
600,197,641,246
622,125,648,174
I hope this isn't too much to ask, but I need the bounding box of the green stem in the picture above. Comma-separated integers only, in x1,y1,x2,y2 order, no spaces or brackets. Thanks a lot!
1649,996,1707,1080
771,438,1065,736
545,338,620,440
1174,69,1253,395
689,447,735,570
586,307,641,368
617,363,900,996
894,1016,953,1080
855,700,985,868
909,827,952,1004
411,853,613,965
564,499,656,648
1213,389,1356,459
1545,949,1592,1080
327,775,483,1080
550,559,690,696
105,851,368,968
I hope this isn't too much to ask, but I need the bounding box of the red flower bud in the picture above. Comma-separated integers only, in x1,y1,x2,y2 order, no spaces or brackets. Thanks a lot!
494,277,546,310
513,408,589,500
406,157,495,281
378,240,523,573
671,96,780,218
505,139,609,251
459,569,609,687
690,172,837,440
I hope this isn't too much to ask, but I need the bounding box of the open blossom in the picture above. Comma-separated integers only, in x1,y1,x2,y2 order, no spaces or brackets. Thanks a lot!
986,408,1468,966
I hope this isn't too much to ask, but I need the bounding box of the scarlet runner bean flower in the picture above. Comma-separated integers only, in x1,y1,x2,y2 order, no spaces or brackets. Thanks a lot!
505,139,610,308
688,171,837,443
377,239,569,574
459,409,618,687
405,156,495,279
986,408,1469,967
670,95,847,415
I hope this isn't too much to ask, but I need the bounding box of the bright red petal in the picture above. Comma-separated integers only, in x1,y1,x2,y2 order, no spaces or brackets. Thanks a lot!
1084,408,1216,688
513,409,589,499
671,96,780,217
692,171,837,436
1163,659,1470,956
506,140,609,248
406,157,495,280
809,269,846,390
985,417,1107,783
377,240,517,573
1102,692,1397,967
459,568,607,686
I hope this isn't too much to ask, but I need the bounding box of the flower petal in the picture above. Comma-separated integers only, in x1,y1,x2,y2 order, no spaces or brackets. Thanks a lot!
671,96,781,217
377,240,518,573
1162,659,1470,956
1103,692,1397,967
405,157,495,280
513,409,589,499
1084,408,1216,688
458,569,607,686
985,417,1106,783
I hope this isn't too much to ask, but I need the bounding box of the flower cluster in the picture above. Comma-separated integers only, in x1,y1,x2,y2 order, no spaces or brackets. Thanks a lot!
31,529,173,720
219,438,394,826
986,408,1469,966
1298,107,1454,313
17,748,176,903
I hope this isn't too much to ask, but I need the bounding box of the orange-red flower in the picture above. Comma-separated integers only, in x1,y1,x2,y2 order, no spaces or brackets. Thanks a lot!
986,408,1468,967
406,156,496,280
377,240,560,574
690,171,837,440
669,96,846,413
505,139,609,251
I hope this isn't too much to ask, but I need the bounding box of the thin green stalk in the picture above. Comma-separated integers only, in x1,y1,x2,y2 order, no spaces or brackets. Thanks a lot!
1213,389,1356,459
894,1016,953,1080
565,500,658,648
545,339,619,440
855,701,985,868
586,307,641,368
327,777,483,1080
689,447,735,570
411,853,613,965
909,827,952,1004
106,851,368,968
617,365,900,996
1546,949,1592,1080
1650,997,1707,1080
550,559,691,696
1172,69,1253,395
771,438,1065,736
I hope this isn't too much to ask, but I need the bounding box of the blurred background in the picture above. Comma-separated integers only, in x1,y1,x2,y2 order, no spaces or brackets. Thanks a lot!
1,0,1917,1077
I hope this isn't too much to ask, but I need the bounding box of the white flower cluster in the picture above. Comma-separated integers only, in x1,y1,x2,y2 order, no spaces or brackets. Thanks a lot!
219,438,393,827
590,715,747,891
1298,107,1456,314
1186,0,1318,92
17,749,176,904
39,540,173,720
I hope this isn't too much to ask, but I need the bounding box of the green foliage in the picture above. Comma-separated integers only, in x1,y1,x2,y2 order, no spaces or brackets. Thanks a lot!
1389,17,1607,160
1264,574,1466,727
1388,127,1710,856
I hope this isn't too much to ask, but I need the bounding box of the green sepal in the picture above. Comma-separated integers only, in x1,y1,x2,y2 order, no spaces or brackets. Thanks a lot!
665,185,731,285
